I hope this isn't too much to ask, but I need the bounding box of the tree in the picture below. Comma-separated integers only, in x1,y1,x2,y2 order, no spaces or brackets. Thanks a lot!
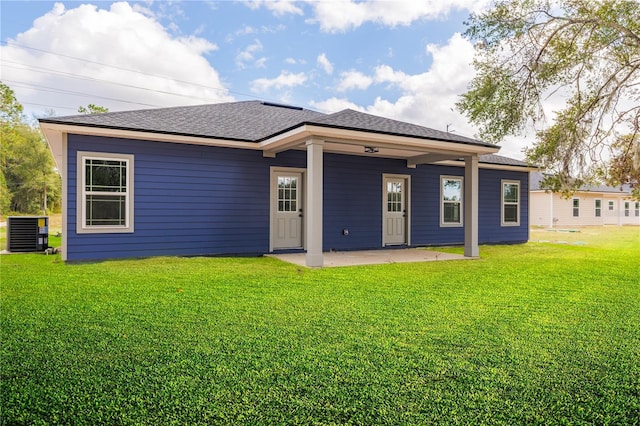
1,82,61,215
77,103,109,114
457,0,640,194
607,134,640,197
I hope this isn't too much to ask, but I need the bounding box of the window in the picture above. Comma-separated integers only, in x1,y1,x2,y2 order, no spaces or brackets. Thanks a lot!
572,198,580,217
594,199,602,217
277,176,298,212
501,180,520,226
387,181,403,212
441,176,462,226
624,201,630,217
608,200,615,211
635,202,639,217
77,152,134,233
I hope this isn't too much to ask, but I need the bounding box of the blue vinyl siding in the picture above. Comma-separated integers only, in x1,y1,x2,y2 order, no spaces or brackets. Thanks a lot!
66,135,529,261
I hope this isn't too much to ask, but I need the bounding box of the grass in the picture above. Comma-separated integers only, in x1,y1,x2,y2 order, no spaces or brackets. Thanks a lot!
1,226,639,425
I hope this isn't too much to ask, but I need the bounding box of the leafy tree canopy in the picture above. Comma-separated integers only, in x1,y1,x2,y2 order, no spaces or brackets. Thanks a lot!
1,82,60,215
78,104,109,114
457,0,640,195
1,82,24,123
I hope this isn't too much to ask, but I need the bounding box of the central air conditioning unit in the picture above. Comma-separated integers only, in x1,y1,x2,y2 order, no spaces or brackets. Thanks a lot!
6,216,49,252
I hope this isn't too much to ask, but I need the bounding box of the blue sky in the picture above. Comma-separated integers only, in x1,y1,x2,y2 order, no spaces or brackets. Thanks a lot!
2,0,532,158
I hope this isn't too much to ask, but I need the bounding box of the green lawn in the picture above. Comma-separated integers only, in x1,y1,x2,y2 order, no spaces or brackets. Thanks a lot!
1,227,639,425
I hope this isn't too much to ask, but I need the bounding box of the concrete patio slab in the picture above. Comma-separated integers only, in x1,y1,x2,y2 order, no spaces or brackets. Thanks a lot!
267,248,469,268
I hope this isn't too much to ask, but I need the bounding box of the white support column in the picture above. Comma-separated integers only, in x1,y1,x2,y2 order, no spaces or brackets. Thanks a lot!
464,155,479,257
305,138,324,267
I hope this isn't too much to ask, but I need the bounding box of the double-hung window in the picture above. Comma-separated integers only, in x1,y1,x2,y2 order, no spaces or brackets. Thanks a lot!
635,202,639,217
572,198,580,217
441,176,463,226
78,152,134,233
501,180,520,226
594,199,602,217
624,201,630,217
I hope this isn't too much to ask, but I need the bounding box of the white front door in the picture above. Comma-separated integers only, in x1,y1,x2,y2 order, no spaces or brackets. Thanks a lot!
272,171,303,250
383,176,409,246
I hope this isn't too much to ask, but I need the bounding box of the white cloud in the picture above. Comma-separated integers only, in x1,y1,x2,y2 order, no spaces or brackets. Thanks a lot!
310,33,533,158
310,97,364,113
245,0,303,16
307,0,491,33
251,71,308,92
336,70,373,92
236,39,266,69
285,57,307,65
0,2,233,116
316,53,334,75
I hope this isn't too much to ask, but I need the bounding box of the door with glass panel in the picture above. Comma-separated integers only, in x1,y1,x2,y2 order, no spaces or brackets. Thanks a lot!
383,176,408,246
272,172,303,249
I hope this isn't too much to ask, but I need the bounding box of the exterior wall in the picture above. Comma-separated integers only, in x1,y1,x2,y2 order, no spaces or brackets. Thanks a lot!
530,191,640,227
66,134,530,261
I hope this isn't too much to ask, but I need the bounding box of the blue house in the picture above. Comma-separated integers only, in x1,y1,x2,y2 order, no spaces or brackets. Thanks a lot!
40,101,532,266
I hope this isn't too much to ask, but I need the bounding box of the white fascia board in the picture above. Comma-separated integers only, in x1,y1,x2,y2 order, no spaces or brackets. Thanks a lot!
438,159,538,172
260,124,500,156
39,122,260,152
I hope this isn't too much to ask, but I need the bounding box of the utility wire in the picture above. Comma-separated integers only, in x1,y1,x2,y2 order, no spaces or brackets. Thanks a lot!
0,40,331,113
2,61,233,104
5,79,163,108
1,40,281,104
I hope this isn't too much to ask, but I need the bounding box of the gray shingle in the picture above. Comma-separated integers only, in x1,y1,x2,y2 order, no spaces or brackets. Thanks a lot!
40,101,326,142
41,101,498,147
530,171,630,192
309,109,495,147
479,154,531,167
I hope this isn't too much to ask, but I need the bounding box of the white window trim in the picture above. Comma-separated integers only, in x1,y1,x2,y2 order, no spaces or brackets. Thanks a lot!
501,180,520,227
572,198,580,218
77,151,134,234
440,175,463,227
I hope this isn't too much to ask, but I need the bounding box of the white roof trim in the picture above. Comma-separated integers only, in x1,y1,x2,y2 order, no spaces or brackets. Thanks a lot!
41,121,501,169
439,160,538,172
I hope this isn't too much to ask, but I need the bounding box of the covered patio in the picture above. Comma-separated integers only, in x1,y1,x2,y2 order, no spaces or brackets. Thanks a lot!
260,109,499,267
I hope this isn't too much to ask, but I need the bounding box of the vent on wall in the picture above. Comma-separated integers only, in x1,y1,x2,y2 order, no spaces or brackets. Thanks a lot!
7,216,49,252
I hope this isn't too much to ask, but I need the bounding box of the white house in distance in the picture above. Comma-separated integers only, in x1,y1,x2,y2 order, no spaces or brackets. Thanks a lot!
530,172,640,227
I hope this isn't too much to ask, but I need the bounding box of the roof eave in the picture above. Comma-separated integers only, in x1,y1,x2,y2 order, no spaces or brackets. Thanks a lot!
260,124,500,157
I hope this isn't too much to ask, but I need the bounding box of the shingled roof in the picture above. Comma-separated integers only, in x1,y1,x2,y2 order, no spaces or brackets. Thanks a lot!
39,101,326,142
39,100,495,148
307,109,491,147
530,172,631,193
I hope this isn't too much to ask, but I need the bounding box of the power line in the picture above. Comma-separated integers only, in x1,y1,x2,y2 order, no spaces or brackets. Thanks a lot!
1,61,233,104
5,79,163,108
0,40,279,103
0,40,331,114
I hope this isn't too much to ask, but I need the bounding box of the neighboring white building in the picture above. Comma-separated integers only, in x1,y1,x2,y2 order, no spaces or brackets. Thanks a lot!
530,172,640,227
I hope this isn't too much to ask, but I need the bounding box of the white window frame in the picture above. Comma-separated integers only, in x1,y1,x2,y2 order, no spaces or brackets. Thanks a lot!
608,200,615,211
440,176,463,227
594,199,602,217
77,151,134,234
572,198,580,217
624,201,630,217
635,202,640,217
501,180,520,226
